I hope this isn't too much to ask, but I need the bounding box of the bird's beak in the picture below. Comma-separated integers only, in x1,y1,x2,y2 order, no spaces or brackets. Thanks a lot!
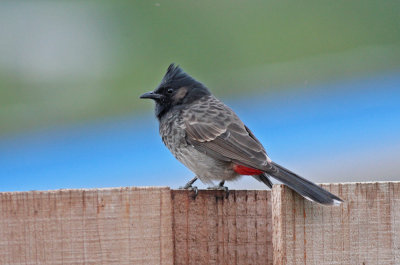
140,91,162,100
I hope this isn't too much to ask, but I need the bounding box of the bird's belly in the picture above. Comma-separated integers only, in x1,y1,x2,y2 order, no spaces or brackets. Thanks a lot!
160,115,239,185
175,145,240,185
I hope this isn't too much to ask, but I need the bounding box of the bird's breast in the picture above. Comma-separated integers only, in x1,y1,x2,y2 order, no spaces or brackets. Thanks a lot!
159,111,187,156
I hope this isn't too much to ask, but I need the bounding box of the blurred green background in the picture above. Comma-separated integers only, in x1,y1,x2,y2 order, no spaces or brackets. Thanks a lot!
1,0,399,136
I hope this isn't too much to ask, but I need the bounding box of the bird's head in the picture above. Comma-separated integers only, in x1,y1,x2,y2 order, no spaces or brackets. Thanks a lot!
140,63,211,120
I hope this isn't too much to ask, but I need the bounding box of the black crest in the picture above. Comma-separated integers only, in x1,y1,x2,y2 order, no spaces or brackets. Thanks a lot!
153,63,211,120
161,63,201,88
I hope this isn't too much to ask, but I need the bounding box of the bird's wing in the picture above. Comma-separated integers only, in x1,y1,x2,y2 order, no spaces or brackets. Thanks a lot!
183,96,343,205
183,96,274,171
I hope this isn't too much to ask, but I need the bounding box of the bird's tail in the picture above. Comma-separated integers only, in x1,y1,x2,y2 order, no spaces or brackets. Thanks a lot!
253,173,273,189
267,162,343,205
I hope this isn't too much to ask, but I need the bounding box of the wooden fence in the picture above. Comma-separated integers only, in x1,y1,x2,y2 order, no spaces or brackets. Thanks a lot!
0,182,399,264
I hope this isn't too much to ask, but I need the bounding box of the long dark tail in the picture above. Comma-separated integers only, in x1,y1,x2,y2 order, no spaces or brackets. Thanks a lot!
253,173,273,188
266,162,343,205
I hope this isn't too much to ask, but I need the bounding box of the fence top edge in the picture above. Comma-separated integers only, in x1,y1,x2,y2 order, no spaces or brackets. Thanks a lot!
1,181,399,195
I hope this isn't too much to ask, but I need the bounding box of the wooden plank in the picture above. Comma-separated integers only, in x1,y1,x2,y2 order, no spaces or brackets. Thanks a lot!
272,185,287,265
0,187,174,265
1,182,399,264
172,189,273,265
272,182,400,265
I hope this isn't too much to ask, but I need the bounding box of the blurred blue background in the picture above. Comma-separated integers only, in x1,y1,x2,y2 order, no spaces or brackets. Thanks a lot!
1,1,399,192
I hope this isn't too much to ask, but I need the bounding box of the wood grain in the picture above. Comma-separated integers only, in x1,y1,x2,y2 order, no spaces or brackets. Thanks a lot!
1,182,399,264
272,182,400,265
172,189,273,265
0,187,173,265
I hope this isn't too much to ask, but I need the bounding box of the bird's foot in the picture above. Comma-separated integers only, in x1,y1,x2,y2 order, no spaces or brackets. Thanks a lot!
179,176,199,199
207,181,229,198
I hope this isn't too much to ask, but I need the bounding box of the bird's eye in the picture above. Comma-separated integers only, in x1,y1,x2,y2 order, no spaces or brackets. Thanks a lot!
167,88,173,94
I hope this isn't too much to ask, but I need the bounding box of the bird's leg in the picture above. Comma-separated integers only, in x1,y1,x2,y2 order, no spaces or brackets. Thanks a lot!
179,176,198,199
207,180,229,198
182,176,198,189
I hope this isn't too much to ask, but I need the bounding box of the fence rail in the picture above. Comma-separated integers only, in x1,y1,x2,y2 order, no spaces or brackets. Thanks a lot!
0,182,399,264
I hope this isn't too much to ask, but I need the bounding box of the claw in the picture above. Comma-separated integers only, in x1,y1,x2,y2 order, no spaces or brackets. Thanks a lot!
189,186,198,199
219,180,229,198
207,181,230,199
222,186,229,199
179,176,199,199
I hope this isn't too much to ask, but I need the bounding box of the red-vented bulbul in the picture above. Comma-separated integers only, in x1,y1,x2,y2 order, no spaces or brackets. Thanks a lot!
140,64,343,205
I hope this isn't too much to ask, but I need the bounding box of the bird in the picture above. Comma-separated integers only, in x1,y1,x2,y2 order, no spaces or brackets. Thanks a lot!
140,64,343,205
